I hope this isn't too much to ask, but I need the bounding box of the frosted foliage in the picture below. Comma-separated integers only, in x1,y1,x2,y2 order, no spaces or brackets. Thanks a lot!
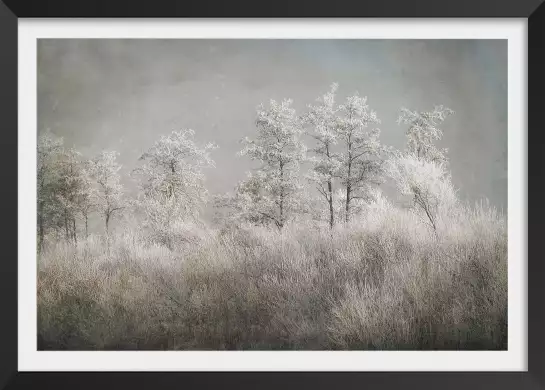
38,132,64,183
302,84,342,226
214,172,274,227
301,84,388,226
37,79,508,350
234,99,306,228
304,83,340,149
361,187,392,217
77,164,98,216
303,187,385,226
337,94,381,136
87,151,125,232
134,129,217,221
240,98,306,169
139,193,205,249
37,132,64,226
217,172,313,228
336,92,385,222
55,149,86,217
397,105,454,164
387,154,458,231
37,132,99,246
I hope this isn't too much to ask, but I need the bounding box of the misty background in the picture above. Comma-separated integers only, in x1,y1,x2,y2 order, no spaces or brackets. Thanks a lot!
37,39,507,228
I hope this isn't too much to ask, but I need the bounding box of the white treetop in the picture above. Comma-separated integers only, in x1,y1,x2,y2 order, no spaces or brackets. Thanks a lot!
397,105,454,164
134,129,217,221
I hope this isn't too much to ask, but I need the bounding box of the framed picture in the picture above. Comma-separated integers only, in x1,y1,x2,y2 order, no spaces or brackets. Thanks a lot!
0,0,542,388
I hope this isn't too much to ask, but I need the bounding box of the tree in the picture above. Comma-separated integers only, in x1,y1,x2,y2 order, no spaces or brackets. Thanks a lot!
55,148,90,244
214,171,283,228
389,104,457,233
88,151,125,236
303,83,342,229
213,173,265,227
336,92,385,223
133,129,217,221
37,131,64,251
397,105,454,164
132,130,217,246
237,98,306,229
76,163,97,239
386,153,457,233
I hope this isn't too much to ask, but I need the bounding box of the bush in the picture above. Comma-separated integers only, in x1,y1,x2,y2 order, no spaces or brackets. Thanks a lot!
38,201,507,350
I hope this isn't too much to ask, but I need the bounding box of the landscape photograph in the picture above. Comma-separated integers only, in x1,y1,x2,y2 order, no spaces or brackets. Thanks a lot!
36,39,508,350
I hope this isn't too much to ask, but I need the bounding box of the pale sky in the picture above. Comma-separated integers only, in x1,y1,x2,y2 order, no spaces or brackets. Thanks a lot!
38,39,507,217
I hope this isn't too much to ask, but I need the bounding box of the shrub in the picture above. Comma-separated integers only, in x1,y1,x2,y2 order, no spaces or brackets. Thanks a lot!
38,200,507,350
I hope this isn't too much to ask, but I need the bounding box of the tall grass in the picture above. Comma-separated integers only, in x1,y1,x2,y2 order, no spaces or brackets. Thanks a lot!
37,202,507,350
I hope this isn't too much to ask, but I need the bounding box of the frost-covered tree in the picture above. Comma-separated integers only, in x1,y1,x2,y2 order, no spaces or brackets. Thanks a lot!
37,131,64,250
76,163,98,239
55,148,93,245
138,192,205,249
397,105,454,164
133,129,217,222
391,104,456,233
236,98,306,229
336,93,385,223
312,186,390,226
88,151,125,235
213,172,271,227
38,133,97,246
328,188,370,224
303,83,342,229
387,153,457,233
132,130,216,247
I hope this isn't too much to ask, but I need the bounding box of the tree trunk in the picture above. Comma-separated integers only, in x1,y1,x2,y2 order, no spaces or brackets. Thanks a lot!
328,180,334,229
168,161,176,198
325,144,335,229
105,212,111,252
64,212,70,242
38,176,45,252
105,213,110,235
345,137,352,224
345,184,351,223
38,201,44,252
279,160,284,229
72,217,77,245
84,213,88,239
415,192,438,237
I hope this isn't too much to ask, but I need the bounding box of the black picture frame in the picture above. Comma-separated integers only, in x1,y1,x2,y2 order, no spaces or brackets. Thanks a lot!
0,1,541,389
